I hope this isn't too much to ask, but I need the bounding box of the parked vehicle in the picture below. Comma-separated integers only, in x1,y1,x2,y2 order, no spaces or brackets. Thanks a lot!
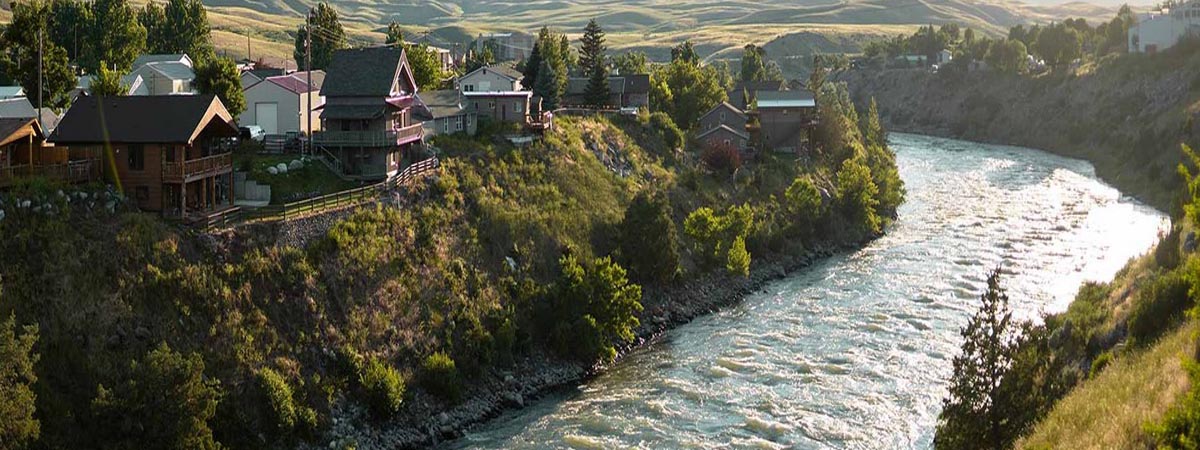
239,125,265,142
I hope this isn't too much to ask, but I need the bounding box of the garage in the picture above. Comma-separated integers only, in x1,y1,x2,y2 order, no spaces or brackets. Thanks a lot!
255,102,278,135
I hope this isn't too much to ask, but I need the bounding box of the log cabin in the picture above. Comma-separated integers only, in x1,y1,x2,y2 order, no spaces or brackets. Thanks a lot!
49,95,238,220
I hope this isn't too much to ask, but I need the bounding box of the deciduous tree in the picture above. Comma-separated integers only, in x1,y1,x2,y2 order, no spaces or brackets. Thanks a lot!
2,1,76,109
84,0,147,72
195,57,246,116
90,61,128,96
0,312,40,450
293,2,345,71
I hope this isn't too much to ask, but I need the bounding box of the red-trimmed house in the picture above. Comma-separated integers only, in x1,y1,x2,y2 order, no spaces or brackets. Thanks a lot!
697,101,749,150
312,47,424,181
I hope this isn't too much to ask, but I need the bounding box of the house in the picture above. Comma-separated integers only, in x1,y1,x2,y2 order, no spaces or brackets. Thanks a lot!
0,117,100,187
729,80,786,110
312,47,424,181
0,97,38,119
416,89,477,137
49,95,238,219
459,64,523,92
748,90,818,154
128,54,196,95
697,102,749,150
563,74,651,109
938,49,953,65
1129,0,1200,53
241,68,289,90
0,86,25,99
240,70,326,135
74,73,148,98
475,32,534,61
464,91,532,124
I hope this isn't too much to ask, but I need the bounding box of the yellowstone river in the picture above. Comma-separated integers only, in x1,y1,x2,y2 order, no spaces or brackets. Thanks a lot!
445,133,1169,449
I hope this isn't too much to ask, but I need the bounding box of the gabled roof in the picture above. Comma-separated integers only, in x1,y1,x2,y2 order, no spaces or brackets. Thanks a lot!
0,97,37,119
261,70,326,95
461,64,522,82
755,90,816,108
246,68,287,81
416,89,466,120
138,62,195,81
321,47,417,98
700,101,746,123
77,74,144,96
0,117,43,147
565,75,650,95
0,86,25,99
730,80,787,109
133,54,193,69
38,108,59,133
697,123,749,141
50,95,236,144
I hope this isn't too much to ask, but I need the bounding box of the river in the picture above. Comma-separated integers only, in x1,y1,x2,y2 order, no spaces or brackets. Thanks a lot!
445,133,1169,449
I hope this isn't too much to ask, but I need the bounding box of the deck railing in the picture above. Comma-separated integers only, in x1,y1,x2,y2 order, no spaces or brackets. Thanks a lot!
313,124,424,147
0,159,101,186
162,153,233,181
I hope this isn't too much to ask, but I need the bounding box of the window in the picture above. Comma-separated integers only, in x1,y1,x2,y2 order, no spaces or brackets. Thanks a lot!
516,102,523,113
443,119,450,133
164,145,176,163
128,144,145,171
489,100,496,109
465,84,475,92
455,116,463,131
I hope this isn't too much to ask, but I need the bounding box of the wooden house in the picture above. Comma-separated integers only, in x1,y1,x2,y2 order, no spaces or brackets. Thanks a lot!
49,95,238,220
0,118,99,187
747,90,818,155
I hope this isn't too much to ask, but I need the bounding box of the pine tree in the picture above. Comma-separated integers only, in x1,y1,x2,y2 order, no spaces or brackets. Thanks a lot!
293,2,345,71
521,41,541,91
535,59,560,111
385,21,404,45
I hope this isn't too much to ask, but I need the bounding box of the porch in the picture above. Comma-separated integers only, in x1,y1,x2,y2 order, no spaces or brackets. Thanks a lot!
161,171,236,219
0,159,102,187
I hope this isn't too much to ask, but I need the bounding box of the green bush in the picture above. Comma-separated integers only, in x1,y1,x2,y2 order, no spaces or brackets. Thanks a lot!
0,314,39,450
544,254,643,362
618,192,680,284
648,112,684,152
419,352,462,402
255,367,316,437
726,236,751,277
684,204,754,270
1128,269,1192,346
1088,352,1113,379
784,176,824,237
1149,361,1200,446
836,155,882,235
357,357,405,418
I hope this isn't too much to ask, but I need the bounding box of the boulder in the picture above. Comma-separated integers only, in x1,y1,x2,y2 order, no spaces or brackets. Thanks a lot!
267,166,279,175
288,159,304,171
275,163,289,174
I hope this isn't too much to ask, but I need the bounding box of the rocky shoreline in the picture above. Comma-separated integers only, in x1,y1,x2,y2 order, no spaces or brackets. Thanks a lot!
312,240,855,449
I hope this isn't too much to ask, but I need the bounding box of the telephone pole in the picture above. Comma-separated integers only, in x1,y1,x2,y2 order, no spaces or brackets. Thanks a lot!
305,8,313,155
37,28,43,113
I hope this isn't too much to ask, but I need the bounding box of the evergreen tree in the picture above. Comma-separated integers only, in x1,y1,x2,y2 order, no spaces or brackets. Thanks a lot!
293,2,345,71
861,98,886,149
740,44,767,82
578,19,606,76
934,269,1023,450
521,41,541,91
84,0,147,72
671,40,699,65
835,155,881,235
194,57,246,116
90,60,128,96
534,59,560,111
618,192,680,284
385,21,404,45
0,312,40,450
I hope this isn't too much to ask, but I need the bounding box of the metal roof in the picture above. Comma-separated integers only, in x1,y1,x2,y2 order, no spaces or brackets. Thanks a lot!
755,90,816,109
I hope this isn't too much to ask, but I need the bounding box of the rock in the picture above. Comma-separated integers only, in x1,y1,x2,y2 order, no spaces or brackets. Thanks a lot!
0,209,5,221
503,392,524,407
289,159,304,171
19,199,31,208
267,166,279,175
1185,232,1197,253
134,326,150,340
503,374,515,384
275,163,289,174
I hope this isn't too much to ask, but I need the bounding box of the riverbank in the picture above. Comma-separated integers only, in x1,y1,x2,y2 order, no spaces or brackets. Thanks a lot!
317,239,852,449
838,45,1200,213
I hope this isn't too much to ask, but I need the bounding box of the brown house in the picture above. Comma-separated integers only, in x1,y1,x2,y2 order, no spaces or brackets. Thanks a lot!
464,91,532,124
0,118,100,187
748,90,818,155
563,74,651,109
313,47,424,181
49,95,238,219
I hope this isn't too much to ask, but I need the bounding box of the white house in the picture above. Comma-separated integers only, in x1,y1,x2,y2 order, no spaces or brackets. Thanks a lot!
0,86,25,99
1130,0,1200,53
74,74,148,98
458,64,522,92
128,54,196,95
239,70,325,135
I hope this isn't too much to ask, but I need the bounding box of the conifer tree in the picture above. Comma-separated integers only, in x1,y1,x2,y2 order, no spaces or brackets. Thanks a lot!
293,2,345,70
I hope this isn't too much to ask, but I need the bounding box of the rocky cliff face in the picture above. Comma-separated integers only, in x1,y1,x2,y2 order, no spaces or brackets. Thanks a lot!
838,50,1200,212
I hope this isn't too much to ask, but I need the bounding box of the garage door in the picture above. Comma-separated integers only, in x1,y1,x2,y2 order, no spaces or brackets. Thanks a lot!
255,102,278,135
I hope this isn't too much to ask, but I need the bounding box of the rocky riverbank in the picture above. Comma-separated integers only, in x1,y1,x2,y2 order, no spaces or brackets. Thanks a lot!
310,241,850,450
837,52,1200,213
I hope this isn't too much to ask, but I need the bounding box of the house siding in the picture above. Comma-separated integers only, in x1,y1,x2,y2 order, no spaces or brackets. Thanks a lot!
241,81,325,134
459,68,520,92
469,96,528,123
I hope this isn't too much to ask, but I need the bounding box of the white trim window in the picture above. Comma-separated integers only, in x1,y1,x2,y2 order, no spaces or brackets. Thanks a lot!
455,116,463,131
443,119,450,133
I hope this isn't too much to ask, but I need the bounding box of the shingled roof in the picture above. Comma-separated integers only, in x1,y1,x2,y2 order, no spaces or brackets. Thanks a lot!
321,47,416,98
50,95,236,144
0,117,43,147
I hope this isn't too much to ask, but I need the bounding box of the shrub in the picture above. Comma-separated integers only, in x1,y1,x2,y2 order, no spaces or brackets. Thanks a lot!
836,155,882,235
726,236,751,277
255,367,316,437
357,357,405,418
784,176,824,236
1149,360,1200,446
1128,269,1191,346
700,142,742,175
618,192,680,283
1088,352,1113,379
0,314,39,450
684,204,755,270
420,352,462,402
649,112,684,152
545,254,643,362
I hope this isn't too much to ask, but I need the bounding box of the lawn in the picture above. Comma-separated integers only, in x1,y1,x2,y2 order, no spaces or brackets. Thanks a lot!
234,153,359,204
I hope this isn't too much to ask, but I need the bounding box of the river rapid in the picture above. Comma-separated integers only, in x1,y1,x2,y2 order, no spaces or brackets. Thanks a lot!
446,134,1169,449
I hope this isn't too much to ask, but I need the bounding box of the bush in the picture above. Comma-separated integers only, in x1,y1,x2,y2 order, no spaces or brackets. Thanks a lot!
684,204,755,270
784,176,824,236
544,254,643,362
256,367,316,437
1149,360,1200,446
618,192,680,284
419,352,462,402
0,314,39,450
836,155,882,235
700,142,742,175
726,236,750,277
1128,269,1192,346
1088,352,1113,379
357,357,405,418
649,112,684,152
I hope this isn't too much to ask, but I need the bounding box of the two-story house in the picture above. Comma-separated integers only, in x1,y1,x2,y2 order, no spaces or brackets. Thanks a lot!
313,47,424,181
50,95,238,219
697,101,750,150
128,54,196,95
458,64,523,92
747,90,819,155
563,74,651,109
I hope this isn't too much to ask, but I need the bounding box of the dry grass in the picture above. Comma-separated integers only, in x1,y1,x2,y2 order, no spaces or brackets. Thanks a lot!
1016,320,1196,450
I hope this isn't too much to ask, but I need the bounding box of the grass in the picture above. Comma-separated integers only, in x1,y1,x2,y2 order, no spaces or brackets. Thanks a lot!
233,153,357,204
1016,320,1197,450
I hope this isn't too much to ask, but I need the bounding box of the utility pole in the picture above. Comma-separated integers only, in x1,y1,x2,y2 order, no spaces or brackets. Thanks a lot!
246,30,251,62
37,28,43,114
305,8,313,155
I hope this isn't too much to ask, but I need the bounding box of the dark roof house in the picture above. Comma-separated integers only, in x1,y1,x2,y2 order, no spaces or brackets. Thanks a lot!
321,47,417,98
51,95,237,144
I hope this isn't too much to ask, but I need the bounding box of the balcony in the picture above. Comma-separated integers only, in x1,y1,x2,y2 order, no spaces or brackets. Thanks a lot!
313,124,424,148
162,152,233,182
0,159,101,187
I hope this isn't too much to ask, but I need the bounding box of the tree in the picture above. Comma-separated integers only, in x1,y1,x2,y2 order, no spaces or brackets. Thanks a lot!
90,344,221,450
985,39,1027,75
671,40,699,65
84,0,147,72
934,269,1024,450
836,155,881,235
91,60,128,96
580,19,610,108
618,192,680,284
48,0,91,62
1,1,76,109
160,0,214,60
0,313,39,450
534,59,561,111
532,27,570,102
385,21,404,45
293,2,345,71
1033,23,1082,69
653,56,727,129
139,3,169,54
194,57,246,116
861,98,886,149
610,51,648,75
548,254,643,362
740,44,769,82
521,41,542,91
403,43,446,90
1178,144,1200,227
785,176,823,236
726,236,750,277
